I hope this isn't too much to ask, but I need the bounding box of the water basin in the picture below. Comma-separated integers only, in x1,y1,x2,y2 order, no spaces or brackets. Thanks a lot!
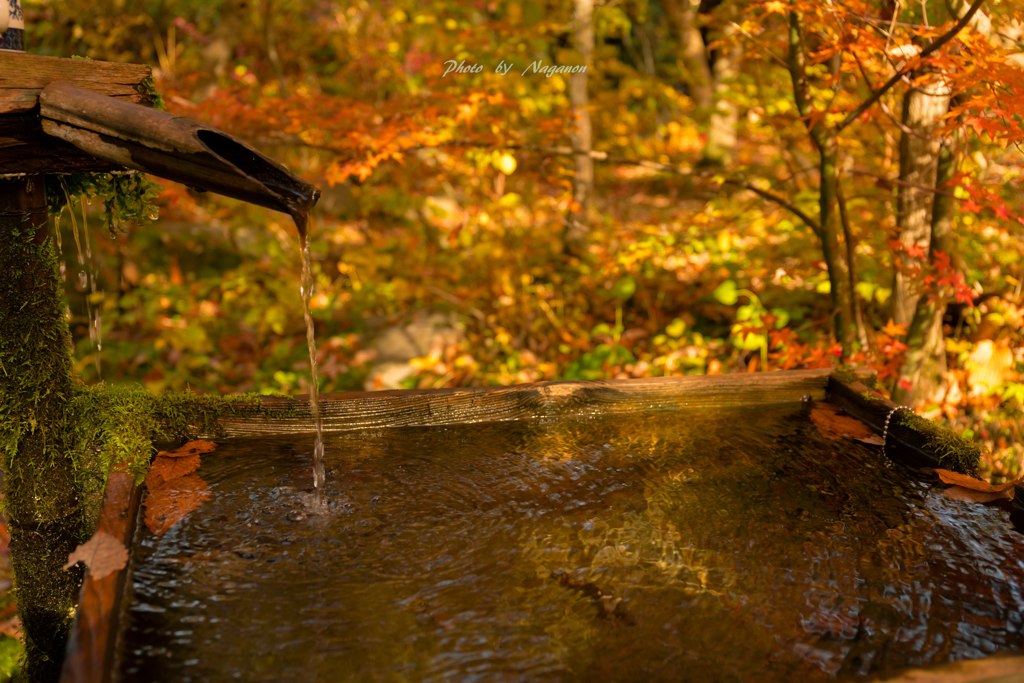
110,402,1024,682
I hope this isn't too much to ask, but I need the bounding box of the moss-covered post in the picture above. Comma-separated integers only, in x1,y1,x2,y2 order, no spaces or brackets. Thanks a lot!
1,5,87,679
0,174,84,682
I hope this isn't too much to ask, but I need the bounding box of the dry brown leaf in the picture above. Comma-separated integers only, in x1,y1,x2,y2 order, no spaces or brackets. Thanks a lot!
63,530,128,580
145,452,201,490
934,469,1024,494
145,474,211,537
156,439,217,459
810,404,878,442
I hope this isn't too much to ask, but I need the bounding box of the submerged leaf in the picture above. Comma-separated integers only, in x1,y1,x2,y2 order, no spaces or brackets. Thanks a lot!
810,403,878,442
145,474,212,537
146,452,201,490
64,530,129,580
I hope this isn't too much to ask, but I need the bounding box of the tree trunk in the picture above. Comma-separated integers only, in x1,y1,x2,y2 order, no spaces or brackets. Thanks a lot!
890,72,952,405
893,138,957,405
565,0,595,256
0,176,84,683
701,14,739,165
817,140,858,354
786,12,858,354
663,0,714,120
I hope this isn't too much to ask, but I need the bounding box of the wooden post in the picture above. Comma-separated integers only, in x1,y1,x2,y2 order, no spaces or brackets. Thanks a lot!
0,4,86,681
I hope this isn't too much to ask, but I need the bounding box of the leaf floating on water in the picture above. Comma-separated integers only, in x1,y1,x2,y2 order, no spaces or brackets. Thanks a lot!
144,439,217,536
146,452,201,489
145,474,212,537
934,468,1024,503
63,530,128,580
156,440,217,459
810,403,879,443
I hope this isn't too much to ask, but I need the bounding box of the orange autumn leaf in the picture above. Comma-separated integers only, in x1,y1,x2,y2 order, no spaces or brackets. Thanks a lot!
156,440,217,459
934,469,1024,503
810,403,882,444
146,452,201,490
880,319,908,338
63,530,129,580
145,474,212,537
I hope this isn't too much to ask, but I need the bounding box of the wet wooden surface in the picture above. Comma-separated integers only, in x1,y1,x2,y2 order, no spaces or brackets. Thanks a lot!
217,368,835,436
60,470,142,683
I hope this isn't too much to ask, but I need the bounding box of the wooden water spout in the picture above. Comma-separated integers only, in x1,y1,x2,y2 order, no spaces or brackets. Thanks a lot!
39,82,320,226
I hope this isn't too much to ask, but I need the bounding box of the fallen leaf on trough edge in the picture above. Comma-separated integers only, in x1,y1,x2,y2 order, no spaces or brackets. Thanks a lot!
810,403,879,443
63,530,128,580
941,487,1013,504
934,469,1024,503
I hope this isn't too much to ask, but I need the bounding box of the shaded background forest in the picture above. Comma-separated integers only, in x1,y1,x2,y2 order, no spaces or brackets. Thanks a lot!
26,0,1024,478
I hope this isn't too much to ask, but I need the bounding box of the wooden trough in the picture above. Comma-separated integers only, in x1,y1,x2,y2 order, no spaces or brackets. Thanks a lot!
59,367,1004,683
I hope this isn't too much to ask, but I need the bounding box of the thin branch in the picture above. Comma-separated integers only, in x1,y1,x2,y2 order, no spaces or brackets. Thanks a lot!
283,134,825,237
722,178,823,236
836,177,869,346
835,0,986,132
729,21,789,69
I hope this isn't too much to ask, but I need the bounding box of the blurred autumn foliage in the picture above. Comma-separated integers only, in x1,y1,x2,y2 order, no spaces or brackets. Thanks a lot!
27,0,1024,477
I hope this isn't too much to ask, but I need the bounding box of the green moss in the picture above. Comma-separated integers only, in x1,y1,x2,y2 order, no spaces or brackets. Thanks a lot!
843,387,980,474
66,385,266,528
135,75,166,110
895,411,981,474
0,178,83,682
0,194,78,527
46,171,159,236
832,365,878,389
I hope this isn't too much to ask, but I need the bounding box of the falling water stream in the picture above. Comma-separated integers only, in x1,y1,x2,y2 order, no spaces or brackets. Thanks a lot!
295,213,326,500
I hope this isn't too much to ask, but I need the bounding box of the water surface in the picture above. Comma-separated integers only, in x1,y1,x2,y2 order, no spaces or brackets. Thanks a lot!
115,404,1024,682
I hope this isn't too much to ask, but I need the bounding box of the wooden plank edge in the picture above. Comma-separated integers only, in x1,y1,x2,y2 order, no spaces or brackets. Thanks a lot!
214,368,835,436
0,52,153,115
825,375,982,473
60,469,143,683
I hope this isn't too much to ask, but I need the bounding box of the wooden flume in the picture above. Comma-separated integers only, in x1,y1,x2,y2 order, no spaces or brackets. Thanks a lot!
0,30,318,683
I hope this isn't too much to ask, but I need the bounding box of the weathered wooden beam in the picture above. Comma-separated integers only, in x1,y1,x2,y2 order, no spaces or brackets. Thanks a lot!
826,376,981,472
0,52,152,116
215,369,834,436
0,52,152,173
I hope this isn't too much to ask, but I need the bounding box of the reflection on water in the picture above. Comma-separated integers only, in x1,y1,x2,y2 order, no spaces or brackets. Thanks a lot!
115,404,1024,682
